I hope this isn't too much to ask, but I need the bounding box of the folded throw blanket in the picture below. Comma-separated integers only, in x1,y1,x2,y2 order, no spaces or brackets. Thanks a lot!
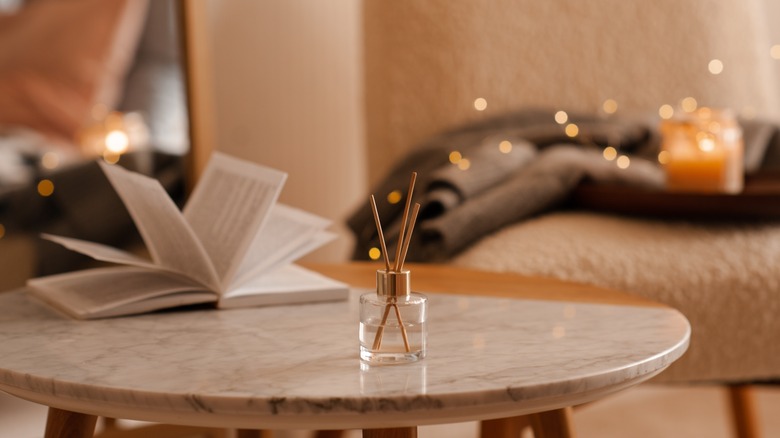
347,109,780,261
419,145,664,259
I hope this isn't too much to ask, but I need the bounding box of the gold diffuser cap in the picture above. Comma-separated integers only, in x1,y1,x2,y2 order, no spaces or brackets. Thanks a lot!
376,270,410,298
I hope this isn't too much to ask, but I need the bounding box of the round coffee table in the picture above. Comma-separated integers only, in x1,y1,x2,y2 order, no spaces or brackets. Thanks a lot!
0,262,689,437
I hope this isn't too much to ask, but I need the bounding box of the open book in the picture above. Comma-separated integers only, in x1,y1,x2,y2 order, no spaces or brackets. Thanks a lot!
27,153,349,319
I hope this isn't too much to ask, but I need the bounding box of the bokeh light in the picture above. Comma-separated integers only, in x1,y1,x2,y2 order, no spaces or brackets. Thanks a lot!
387,190,402,204
771,44,780,59
105,130,130,154
681,97,698,112
659,104,674,119
708,59,724,75
697,134,716,152
37,179,54,197
41,152,59,170
602,99,618,114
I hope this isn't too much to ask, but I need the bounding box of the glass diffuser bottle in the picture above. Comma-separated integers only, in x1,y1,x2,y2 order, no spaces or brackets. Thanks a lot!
360,172,427,364
359,269,427,363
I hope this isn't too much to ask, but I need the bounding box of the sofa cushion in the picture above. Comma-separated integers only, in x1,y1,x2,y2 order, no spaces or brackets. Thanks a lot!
454,211,780,383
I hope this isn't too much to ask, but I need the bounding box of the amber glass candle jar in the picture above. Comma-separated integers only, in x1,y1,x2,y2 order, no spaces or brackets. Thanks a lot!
660,108,744,194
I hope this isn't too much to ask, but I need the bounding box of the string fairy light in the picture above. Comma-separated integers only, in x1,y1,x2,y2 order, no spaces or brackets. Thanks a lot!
41,152,59,170
37,179,54,197
602,99,618,114
659,104,674,119
436,37,780,198
387,190,402,204
771,44,780,60
708,59,724,75
681,97,698,112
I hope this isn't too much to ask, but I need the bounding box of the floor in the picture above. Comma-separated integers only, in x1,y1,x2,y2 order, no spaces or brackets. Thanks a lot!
2,384,778,437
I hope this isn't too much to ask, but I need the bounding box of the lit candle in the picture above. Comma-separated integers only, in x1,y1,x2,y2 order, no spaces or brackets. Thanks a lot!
660,108,744,194
77,111,149,159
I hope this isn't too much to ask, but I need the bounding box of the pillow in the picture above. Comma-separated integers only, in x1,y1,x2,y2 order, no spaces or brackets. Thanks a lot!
0,0,148,145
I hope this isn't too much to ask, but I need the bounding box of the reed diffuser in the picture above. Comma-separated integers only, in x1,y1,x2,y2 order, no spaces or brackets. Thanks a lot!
359,172,428,364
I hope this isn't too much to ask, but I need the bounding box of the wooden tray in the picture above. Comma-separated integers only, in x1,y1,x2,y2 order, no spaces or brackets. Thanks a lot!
571,172,780,221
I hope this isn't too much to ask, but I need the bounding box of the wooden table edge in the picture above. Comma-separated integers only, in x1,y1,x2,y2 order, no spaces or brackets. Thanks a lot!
303,261,664,308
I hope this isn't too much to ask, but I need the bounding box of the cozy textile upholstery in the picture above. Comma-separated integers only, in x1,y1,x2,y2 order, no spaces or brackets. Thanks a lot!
454,212,780,383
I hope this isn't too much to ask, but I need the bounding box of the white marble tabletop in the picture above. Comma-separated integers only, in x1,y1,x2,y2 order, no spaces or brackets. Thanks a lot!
0,287,689,430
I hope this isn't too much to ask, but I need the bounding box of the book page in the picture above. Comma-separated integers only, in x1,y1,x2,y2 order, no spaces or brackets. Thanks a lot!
183,153,287,287
229,204,331,287
99,162,220,291
231,230,336,290
42,234,159,270
219,264,348,309
28,267,215,320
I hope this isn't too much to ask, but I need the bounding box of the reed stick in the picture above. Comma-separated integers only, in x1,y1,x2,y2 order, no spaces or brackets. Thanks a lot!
397,203,420,272
372,302,393,350
393,303,411,352
393,172,417,272
369,195,391,271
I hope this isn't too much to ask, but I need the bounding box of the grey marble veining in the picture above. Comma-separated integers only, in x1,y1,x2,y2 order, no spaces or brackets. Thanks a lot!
0,289,689,429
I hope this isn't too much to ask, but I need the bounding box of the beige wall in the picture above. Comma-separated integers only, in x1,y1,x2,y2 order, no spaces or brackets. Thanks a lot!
201,0,365,262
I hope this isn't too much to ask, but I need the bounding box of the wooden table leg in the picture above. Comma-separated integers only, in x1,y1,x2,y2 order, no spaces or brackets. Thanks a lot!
728,384,760,438
44,407,97,438
363,426,417,438
480,416,531,438
529,407,575,438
